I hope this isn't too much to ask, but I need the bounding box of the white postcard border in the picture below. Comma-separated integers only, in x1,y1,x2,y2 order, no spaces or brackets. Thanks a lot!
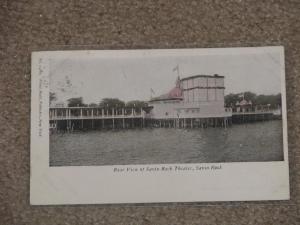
30,47,289,205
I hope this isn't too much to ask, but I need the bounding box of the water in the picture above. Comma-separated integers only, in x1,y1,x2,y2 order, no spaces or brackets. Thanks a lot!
50,120,284,166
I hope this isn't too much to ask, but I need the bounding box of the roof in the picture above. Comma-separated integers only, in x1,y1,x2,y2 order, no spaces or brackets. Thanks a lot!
180,74,224,81
236,99,252,106
149,76,183,102
149,87,183,102
149,74,224,102
149,96,183,102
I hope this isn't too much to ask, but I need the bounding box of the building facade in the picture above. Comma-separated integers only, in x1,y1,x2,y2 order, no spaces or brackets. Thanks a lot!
148,74,232,120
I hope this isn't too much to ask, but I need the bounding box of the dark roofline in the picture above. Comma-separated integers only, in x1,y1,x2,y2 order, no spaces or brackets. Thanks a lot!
149,97,183,102
180,74,224,81
50,106,149,109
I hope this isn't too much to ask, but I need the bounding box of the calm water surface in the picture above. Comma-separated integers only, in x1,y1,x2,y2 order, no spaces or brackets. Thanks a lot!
50,120,284,166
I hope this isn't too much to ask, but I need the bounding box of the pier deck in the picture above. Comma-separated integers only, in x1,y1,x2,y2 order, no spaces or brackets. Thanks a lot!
49,107,281,131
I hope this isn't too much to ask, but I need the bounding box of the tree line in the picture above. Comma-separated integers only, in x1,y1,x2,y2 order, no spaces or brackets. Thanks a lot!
50,92,148,108
67,97,148,109
225,92,281,109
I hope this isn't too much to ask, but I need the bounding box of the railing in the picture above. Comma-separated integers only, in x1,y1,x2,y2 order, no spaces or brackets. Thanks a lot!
49,107,145,120
232,109,279,115
50,114,144,120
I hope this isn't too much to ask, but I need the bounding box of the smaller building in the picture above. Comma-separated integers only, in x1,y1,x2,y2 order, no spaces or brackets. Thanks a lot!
50,102,65,108
234,99,253,113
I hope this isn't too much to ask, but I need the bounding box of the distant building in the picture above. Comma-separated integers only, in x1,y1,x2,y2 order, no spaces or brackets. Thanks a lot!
52,102,65,108
148,74,231,120
234,99,253,113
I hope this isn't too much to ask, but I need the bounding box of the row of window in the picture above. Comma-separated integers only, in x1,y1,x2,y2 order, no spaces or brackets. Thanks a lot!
177,108,201,113
183,89,224,102
181,77,224,89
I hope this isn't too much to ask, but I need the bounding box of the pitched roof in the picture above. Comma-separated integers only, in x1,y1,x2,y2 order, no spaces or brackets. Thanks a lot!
180,74,224,81
149,76,183,102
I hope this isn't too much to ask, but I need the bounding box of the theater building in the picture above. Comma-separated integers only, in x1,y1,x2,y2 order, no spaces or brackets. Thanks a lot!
148,74,232,128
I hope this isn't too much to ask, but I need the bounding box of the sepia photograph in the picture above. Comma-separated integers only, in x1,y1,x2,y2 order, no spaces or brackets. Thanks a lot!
48,48,284,167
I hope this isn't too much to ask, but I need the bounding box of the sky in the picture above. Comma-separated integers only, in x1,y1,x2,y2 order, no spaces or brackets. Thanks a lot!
50,50,283,105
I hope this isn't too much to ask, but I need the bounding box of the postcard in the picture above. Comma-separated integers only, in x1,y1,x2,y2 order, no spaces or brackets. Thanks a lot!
30,47,289,205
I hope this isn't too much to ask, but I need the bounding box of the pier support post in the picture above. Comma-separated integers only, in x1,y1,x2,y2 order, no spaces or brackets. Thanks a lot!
122,108,125,129
112,108,115,129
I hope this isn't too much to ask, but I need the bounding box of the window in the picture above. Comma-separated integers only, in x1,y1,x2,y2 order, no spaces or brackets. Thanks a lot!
215,78,224,87
188,90,193,102
194,88,200,102
188,79,193,88
199,89,207,101
198,77,207,87
208,89,215,101
207,78,215,87
216,89,224,101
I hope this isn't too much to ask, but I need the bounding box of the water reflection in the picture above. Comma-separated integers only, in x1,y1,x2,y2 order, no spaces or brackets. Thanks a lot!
50,120,283,166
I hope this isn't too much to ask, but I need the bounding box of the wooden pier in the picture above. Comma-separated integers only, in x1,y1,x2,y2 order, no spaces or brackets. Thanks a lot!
232,110,279,124
49,107,280,132
149,117,232,129
49,107,146,131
